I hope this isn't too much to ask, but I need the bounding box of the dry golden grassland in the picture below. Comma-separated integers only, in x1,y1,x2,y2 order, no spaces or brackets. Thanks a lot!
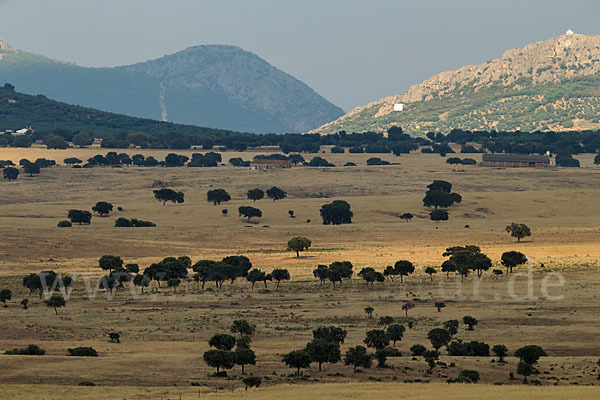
1,147,600,398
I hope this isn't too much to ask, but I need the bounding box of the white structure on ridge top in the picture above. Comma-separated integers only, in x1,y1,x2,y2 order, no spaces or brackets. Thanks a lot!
566,29,574,35
393,103,404,112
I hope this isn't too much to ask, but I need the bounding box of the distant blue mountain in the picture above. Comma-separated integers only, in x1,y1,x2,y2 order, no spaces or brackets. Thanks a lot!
0,41,344,133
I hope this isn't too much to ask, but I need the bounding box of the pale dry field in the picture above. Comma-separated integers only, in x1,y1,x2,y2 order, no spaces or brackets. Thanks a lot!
1,147,600,397
2,382,600,400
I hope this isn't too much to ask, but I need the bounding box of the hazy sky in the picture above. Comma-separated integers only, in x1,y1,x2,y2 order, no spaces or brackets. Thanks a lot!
0,0,598,111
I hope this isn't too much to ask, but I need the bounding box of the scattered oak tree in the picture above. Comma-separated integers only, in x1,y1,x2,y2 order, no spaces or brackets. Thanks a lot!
266,186,286,201
153,188,184,205
44,294,66,315
68,209,92,225
92,201,113,216
207,189,231,205
505,223,531,242
287,236,311,257
246,188,265,202
3,166,19,181
501,251,528,273
238,206,262,222
320,200,353,225
270,268,290,288
344,345,373,372
282,350,311,376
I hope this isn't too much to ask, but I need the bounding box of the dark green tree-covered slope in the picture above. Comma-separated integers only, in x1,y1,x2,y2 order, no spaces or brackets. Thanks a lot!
314,33,600,136
0,41,343,133
0,84,236,138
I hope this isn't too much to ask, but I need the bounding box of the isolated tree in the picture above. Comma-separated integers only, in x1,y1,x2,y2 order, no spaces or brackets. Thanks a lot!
287,236,312,257
63,157,82,166
231,319,256,338
3,166,19,181
387,324,405,346
493,269,503,279
246,188,265,202
407,344,425,357
21,299,29,309
207,189,231,205
383,266,398,282
234,348,256,374
209,333,236,351
441,260,456,278
92,201,113,216
203,349,235,375
312,326,347,345
430,209,449,221
0,289,11,307
506,223,531,242
167,278,180,293
443,320,459,336
515,345,547,366
434,302,446,312
492,344,508,363
98,255,123,273
125,264,139,274
306,339,341,371
22,162,40,177
238,206,262,222
394,260,415,283
288,210,295,218
399,213,413,222
246,269,266,290
44,294,66,315
364,306,374,319
378,316,394,326
402,302,415,317
428,328,451,353
423,190,457,209
364,329,390,350
320,200,353,225
457,369,480,383
427,180,452,193
423,350,439,374
425,266,437,281
328,261,353,288
358,268,385,288
153,188,184,205
463,315,478,330
271,268,290,288
68,209,92,225
282,350,311,376
501,251,528,273
266,186,287,201
517,360,534,383
344,345,373,372
242,376,261,391
313,265,329,286
133,274,150,293
108,332,121,343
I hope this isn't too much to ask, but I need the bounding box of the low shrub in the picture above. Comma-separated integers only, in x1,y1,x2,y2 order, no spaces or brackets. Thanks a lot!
114,217,156,227
67,347,98,357
4,344,46,355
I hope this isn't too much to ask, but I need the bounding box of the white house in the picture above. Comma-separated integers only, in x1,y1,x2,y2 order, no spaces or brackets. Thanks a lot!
393,103,404,112
566,29,574,35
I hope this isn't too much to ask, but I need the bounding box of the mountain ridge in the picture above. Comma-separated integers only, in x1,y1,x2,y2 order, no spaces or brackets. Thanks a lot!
0,41,344,133
313,33,600,135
